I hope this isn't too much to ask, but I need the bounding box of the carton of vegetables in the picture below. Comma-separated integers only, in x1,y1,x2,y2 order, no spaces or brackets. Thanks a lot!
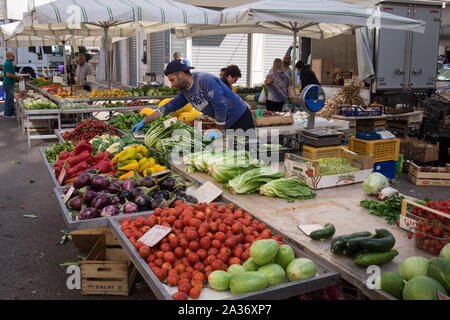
284,148,374,190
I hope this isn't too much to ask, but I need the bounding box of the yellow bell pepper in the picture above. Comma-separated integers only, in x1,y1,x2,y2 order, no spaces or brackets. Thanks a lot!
158,98,173,108
139,157,156,173
138,157,148,167
150,164,167,174
135,145,148,158
117,160,139,171
117,148,141,162
119,170,135,180
172,103,193,117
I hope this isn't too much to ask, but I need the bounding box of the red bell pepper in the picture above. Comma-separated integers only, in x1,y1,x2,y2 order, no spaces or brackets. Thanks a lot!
73,140,93,155
68,161,89,176
58,151,71,160
67,150,91,166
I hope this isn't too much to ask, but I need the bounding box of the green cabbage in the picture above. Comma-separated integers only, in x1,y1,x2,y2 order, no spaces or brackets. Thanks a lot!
259,177,315,200
363,172,388,195
227,167,284,194
207,151,262,183
317,157,360,176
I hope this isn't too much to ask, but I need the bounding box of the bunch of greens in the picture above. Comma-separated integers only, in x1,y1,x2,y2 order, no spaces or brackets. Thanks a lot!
45,141,75,163
207,151,262,183
259,177,315,201
360,196,430,225
318,157,360,176
23,99,58,110
185,151,217,173
110,112,148,131
227,167,285,194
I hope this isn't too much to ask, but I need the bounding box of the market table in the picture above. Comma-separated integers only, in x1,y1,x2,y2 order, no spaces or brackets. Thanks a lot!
169,160,433,300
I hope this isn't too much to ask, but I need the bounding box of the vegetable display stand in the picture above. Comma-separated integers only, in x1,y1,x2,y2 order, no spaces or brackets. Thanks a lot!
81,235,137,296
108,210,339,300
348,137,400,163
284,148,374,190
400,199,450,256
408,162,450,186
40,147,60,187
53,187,155,231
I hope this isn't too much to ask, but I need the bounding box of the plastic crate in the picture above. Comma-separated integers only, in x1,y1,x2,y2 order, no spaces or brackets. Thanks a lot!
356,131,382,140
302,145,343,160
338,105,383,117
348,137,400,162
373,160,397,180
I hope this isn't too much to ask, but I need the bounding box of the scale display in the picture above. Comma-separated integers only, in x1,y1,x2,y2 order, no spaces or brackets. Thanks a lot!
299,84,326,129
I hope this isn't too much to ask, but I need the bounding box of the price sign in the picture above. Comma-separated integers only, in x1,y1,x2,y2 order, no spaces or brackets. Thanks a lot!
86,75,96,83
163,117,178,127
399,215,417,233
298,224,324,236
63,186,75,203
132,132,146,139
58,168,67,185
191,181,223,204
138,225,172,247
53,75,64,84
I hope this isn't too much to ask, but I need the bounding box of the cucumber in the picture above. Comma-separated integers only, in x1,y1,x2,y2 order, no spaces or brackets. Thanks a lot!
354,250,399,267
309,223,336,241
347,229,395,253
330,232,372,255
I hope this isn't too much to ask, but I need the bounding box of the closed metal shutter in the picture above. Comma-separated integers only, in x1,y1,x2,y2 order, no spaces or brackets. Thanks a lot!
263,34,292,77
192,34,249,86
151,31,165,76
115,42,121,83
128,37,137,86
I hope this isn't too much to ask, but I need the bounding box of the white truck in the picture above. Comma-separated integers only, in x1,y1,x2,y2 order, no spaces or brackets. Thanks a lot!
0,45,64,78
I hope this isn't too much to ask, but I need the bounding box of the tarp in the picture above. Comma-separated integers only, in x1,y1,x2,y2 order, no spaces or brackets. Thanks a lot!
355,27,375,82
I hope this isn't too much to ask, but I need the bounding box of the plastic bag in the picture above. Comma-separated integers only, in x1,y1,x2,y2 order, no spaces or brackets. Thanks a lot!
258,88,267,103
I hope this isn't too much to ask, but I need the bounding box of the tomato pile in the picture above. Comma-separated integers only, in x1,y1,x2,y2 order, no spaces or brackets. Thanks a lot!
120,201,283,300
412,200,449,255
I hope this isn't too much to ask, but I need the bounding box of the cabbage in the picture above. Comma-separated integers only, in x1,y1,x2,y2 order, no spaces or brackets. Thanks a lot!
208,151,262,183
260,177,315,200
398,256,429,280
227,167,284,194
363,173,388,195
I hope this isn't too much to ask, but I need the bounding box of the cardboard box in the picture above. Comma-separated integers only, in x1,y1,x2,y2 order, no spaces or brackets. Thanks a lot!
284,148,374,190
251,111,294,127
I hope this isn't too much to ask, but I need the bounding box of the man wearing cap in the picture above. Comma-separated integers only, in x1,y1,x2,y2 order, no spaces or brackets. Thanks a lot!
132,60,254,133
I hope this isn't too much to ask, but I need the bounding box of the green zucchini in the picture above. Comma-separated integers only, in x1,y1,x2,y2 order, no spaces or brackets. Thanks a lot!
354,250,399,267
330,231,372,255
309,223,336,241
347,229,395,252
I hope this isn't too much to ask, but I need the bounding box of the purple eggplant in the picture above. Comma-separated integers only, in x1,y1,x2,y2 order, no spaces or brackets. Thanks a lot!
122,179,135,191
100,205,120,217
68,196,83,210
159,177,177,191
135,194,151,210
110,195,121,205
82,168,98,176
91,176,110,191
91,194,110,210
107,181,122,194
73,173,91,189
82,191,98,204
123,201,138,214
138,176,155,188
78,207,99,220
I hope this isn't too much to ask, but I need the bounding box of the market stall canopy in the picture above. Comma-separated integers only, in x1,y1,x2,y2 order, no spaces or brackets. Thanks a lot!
176,0,426,39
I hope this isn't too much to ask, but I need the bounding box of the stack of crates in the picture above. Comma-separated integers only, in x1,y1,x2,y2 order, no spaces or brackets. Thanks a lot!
348,137,400,180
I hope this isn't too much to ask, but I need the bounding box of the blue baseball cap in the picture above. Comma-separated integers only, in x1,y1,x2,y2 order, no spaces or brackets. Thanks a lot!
164,59,194,75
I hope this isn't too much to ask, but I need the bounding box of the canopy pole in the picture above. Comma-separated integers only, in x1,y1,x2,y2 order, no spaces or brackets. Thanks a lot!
135,21,139,87
62,40,67,84
292,23,297,88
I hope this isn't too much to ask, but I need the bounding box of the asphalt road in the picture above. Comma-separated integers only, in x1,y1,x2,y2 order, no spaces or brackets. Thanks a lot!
0,117,447,300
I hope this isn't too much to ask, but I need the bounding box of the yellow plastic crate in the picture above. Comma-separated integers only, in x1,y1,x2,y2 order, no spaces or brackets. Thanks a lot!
348,137,400,162
302,145,343,160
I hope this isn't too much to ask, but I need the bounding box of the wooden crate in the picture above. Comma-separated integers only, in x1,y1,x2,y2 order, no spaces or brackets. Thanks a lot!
408,162,450,187
251,111,294,127
81,235,137,296
70,227,120,251
400,140,439,163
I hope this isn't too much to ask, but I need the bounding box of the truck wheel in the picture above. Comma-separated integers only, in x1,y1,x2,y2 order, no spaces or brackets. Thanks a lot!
21,68,36,79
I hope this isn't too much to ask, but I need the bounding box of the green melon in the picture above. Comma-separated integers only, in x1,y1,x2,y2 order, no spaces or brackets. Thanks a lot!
402,276,447,300
376,272,406,299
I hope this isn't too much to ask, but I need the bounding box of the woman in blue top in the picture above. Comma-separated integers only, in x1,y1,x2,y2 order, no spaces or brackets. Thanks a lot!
132,60,254,133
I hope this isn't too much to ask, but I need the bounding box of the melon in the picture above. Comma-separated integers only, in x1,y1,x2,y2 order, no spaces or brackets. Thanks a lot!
402,276,447,300
376,272,406,299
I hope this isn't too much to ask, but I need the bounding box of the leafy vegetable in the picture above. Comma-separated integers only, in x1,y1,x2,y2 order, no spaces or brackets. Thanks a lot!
317,157,360,176
363,172,388,195
227,167,284,194
259,177,315,201
207,151,262,183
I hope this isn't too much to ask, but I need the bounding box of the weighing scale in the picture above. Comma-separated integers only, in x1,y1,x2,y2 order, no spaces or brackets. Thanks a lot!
299,84,342,147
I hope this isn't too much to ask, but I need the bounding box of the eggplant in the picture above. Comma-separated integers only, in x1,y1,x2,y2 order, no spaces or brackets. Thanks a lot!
91,194,110,210
138,176,155,188
78,207,99,220
82,168,98,176
68,196,83,210
110,195,121,205
123,201,138,214
135,195,151,210
107,181,122,194
175,190,186,198
176,185,187,192
151,198,163,210
122,179,135,191
132,187,145,199
184,195,198,204
91,176,110,191
100,205,120,217
73,173,91,189
159,178,177,191
82,191,98,204
119,190,133,201
149,190,159,199
156,190,171,201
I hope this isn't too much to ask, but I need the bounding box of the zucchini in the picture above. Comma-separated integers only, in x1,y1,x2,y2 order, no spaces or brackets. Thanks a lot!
330,231,372,255
309,223,336,241
347,229,395,252
354,250,399,267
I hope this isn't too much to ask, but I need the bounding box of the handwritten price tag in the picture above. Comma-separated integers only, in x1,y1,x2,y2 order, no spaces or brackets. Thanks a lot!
58,168,67,185
53,75,63,84
399,215,417,233
298,224,324,236
138,225,172,247
163,117,178,128
191,181,223,204
63,186,75,203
